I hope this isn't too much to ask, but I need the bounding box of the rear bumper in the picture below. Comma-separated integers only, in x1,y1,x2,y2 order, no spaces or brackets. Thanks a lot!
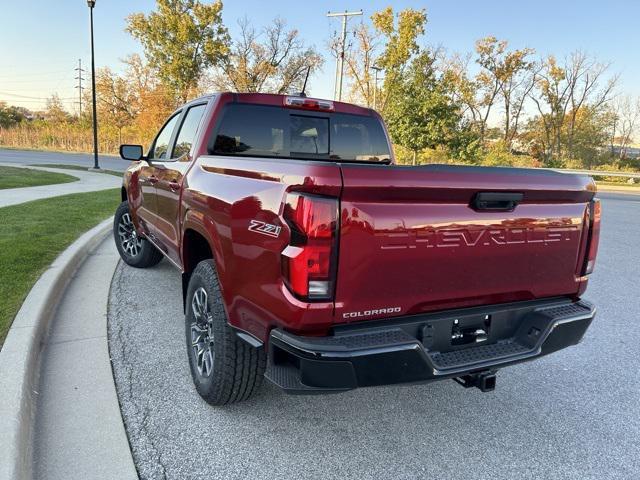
264,298,595,394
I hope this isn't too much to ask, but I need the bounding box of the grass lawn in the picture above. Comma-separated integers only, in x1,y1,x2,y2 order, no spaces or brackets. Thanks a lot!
29,163,124,178
0,188,120,347
0,165,78,189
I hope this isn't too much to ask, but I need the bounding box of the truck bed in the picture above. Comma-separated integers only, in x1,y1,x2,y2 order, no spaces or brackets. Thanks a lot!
334,163,596,323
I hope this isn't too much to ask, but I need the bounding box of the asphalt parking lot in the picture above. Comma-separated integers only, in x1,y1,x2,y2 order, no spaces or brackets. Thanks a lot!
107,192,640,480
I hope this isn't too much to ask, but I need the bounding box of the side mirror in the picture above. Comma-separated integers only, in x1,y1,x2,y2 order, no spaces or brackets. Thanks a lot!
120,144,144,161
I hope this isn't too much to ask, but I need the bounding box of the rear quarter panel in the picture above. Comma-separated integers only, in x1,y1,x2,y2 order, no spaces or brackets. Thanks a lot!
182,155,342,341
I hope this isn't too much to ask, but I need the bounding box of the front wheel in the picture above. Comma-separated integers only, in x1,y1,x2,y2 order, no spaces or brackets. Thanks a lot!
113,201,163,268
185,259,266,405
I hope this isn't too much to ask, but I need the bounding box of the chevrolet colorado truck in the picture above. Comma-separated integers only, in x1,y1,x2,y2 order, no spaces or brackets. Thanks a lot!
114,92,600,405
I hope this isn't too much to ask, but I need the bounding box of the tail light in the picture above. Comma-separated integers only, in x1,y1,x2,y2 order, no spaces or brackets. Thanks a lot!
281,193,338,300
582,198,601,275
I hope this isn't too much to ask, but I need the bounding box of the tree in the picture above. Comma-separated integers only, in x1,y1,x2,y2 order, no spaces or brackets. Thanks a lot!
127,0,229,102
332,22,381,107
0,102,27,129
327,7,426,111
473,37,535,146
529,52,618,163
441,53,481,125
95,67,136,143
44,95,69,123
211,17,322,94
113,55,176,144
385,51,475,164
607,95,639,160
371,7,427,113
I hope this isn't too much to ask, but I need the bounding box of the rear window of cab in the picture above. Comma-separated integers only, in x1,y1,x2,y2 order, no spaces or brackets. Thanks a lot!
208,103,391,163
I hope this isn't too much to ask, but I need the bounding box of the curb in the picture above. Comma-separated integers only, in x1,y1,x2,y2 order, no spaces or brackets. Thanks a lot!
0,216,114,480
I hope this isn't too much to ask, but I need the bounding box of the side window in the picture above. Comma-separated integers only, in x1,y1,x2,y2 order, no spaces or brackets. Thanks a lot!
150,113,180,160
171,104,207,159
212,104,287,156
330,114,391,162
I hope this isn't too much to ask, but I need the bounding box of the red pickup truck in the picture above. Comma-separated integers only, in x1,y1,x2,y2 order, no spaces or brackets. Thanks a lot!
114,92,600,405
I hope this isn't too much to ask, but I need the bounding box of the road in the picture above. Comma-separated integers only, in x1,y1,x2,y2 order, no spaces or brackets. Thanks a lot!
108,192,640,480
0,148,128,171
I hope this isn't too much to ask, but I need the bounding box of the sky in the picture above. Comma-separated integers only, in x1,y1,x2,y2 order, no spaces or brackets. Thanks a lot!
0,0,638,113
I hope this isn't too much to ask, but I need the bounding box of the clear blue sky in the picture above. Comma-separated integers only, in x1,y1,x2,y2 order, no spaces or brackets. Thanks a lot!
1,0,638,112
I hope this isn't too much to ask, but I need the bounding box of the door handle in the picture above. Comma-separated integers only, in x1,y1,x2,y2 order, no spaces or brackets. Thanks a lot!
471,192,523,212
168,180,181,192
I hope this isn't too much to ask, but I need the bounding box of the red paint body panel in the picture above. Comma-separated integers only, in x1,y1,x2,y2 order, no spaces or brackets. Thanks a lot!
123,92,598,344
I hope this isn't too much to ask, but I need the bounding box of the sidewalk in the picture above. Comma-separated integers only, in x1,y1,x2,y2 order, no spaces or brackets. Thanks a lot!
0,163,121,208
32,237,137,479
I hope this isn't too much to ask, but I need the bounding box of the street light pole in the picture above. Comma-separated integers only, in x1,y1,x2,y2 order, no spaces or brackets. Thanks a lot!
87,0,100,170
371,65,382,110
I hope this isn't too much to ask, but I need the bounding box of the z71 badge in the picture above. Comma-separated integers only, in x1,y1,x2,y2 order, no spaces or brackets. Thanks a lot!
248,220,281,238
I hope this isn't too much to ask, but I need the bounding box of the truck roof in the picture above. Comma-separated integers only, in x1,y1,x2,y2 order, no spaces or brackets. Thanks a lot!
187,92,375,117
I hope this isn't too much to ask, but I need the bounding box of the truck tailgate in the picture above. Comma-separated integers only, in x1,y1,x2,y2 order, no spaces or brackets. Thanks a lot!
334,164,596,323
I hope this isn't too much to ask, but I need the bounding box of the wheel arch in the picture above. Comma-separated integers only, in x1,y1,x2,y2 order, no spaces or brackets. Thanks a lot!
181,211,221,312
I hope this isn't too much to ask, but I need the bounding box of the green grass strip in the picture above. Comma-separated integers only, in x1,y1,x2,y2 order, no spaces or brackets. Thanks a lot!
0,188,120,347
0,165,78,189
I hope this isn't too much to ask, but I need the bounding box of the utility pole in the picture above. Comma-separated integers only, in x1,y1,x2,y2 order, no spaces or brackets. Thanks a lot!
74,59,85,117
327,9,362,102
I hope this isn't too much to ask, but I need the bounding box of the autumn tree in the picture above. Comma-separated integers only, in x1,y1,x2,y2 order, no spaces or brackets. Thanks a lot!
212,17,322,94
371,7,427,112
473,37,536,147
441,53,481,125
121,54,176,143
385,51,474,164
44,95,70,123
94,67,137,143
127,0,229,102
528,52,618,163
332,22,381,107
330,8,426,110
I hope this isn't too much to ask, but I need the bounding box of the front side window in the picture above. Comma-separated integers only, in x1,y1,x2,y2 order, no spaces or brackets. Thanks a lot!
172,104,207,159
210,104,390,162
150,113,180,160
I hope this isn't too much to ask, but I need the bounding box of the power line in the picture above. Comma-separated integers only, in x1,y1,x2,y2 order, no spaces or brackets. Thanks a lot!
0,91,75,100
0,70,70,79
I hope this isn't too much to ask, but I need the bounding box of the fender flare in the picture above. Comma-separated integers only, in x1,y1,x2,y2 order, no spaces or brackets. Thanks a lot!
180,208,227,310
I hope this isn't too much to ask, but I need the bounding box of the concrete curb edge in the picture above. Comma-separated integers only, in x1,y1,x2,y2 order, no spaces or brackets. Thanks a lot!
0,216,114,480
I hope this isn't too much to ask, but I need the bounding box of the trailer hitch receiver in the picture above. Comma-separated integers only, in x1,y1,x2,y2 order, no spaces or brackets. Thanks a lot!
454,371,496,392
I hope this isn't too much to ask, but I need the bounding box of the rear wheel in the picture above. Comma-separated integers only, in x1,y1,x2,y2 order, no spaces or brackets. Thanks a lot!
113,201,163,268
185,259,266,405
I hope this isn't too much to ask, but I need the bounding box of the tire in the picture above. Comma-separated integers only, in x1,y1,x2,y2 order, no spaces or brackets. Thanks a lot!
185,259,266,405
113,201,163,268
